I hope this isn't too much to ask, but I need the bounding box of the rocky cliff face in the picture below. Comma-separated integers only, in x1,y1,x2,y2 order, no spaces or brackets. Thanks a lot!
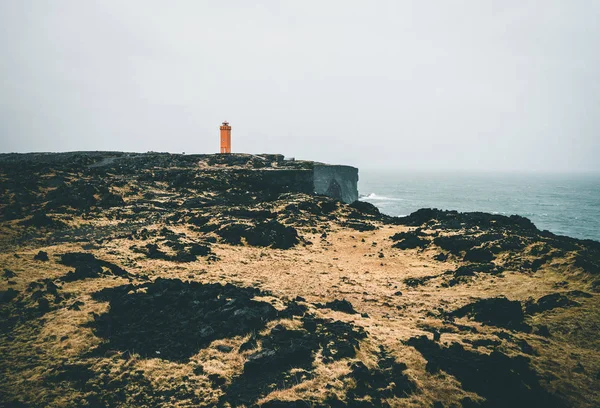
0,152,360,206
313,164,359,204
0,152,330,211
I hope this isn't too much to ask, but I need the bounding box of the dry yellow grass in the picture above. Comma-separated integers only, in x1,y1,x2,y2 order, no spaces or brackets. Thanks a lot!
1,213,599,407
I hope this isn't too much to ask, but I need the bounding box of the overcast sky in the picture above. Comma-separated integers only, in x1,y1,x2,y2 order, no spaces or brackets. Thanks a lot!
1,1,599,172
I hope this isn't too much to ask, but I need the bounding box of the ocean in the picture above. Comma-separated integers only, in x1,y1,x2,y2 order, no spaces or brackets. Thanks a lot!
358,170,600,242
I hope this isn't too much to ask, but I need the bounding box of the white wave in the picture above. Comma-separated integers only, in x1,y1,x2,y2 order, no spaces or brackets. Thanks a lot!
360,193,404,201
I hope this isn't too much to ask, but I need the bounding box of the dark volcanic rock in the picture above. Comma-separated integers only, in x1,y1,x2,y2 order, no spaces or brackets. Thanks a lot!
404,275,436,288
222,315,366,407
450,297,527,330
317,299,358,314
19,213,65,229
59,252,128,281
574,250,600,274
346,347,416,402
1,278,67,323
138,238,212,263
464,247,495,263
216,224,248,246
244,325,318,374
37,297,50,313
433,252,449,261
47,363,95,389
390,231,429,250
62,264,104,282
349,200,381,216
279,300,308,318
524,293,582,315
317,200,338,214
98,192,125,208
408,336,565,407
33,251,49,261
45,179,124,211
521,256,551,272
391,208,445,227
223,208,276,220
217,220,299,249
304,316,367,362
495,235,526,252
433,235,480,255
45,181,99,210
239,334,259,352
342,220,377,232
535,325,551,337
446,263,504,286
44,358,198,408
88,279,280,361
0,288,19,304
395,208,538,233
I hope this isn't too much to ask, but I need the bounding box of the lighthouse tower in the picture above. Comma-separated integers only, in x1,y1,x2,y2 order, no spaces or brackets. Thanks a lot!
220,121,231,153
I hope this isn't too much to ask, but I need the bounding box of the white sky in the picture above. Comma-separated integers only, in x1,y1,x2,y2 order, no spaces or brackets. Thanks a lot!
1,1,599,171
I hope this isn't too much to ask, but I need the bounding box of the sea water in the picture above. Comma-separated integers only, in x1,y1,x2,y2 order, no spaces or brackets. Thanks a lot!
358,170,600,242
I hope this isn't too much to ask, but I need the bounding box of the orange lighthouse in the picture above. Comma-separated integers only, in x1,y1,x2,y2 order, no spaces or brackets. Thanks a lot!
219,121,231,153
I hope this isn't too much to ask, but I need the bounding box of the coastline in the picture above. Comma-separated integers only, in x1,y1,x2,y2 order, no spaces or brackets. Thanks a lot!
359,169,600,242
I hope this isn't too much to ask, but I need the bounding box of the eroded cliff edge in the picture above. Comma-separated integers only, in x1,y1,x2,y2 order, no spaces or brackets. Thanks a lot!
0,151,359,206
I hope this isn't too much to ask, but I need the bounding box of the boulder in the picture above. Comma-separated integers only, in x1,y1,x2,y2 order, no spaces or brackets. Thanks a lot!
349,200,381,216
463,247,495,263
450,297,527,330
317,299,358,314
33,251,49,261
525,293,581,315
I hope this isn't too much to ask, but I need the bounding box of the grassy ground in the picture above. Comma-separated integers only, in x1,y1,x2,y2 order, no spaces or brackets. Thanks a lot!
1,153,599,407
2,218,599,407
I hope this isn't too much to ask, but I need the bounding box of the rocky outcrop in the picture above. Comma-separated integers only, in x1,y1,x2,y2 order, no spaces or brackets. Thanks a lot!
407,336,566,408
450,297,528,330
